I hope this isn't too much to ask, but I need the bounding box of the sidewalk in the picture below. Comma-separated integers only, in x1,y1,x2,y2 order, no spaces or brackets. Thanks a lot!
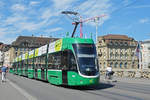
0,74,28,100
100,75,150,85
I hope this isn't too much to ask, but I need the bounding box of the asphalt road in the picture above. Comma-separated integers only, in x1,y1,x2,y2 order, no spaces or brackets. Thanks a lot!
0,73,150,100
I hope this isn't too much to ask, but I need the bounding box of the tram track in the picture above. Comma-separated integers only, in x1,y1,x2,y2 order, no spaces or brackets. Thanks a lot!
80,88,144,100
75,82,149,100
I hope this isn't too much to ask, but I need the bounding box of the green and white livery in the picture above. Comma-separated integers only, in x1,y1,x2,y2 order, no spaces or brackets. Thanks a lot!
11,38,100,86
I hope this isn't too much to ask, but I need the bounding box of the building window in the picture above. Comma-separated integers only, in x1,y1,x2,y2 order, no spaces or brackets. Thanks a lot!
109,41,113,45
104,62,106,68
114,62,118,68
124,62,127,68
132,62,134,68
125,53,128,59
120,42,123,46
120,62,123,68
110,52,113,59
15,48,18,51
115,42,118,45
99,63,101,68
125,42,128,46
120,53,123,59
110,62,113,68
115,53,118,59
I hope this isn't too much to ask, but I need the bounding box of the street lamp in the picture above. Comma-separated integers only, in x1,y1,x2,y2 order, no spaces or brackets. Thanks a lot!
94,17,100,44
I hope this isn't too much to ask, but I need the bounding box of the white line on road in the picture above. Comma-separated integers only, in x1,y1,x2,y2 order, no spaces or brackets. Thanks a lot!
7,79,37,100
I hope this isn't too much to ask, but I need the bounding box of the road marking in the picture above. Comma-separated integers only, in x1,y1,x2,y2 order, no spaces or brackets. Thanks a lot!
7,79,37,100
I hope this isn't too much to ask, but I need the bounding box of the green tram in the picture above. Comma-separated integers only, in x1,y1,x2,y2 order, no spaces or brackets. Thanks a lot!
10,38,100,86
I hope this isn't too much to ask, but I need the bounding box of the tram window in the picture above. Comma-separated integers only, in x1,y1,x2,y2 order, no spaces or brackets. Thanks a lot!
21,61,24,69
48,53,53,69
48,52,62,70
41,56,46,68
47,50,77,71
61,51,68,70
35,57,40,68
28,58,33,69
68,51,77,71
18,62,21,68
24,60,27,68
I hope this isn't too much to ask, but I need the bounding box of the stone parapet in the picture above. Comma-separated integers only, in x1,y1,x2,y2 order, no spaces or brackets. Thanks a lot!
100,69,150,78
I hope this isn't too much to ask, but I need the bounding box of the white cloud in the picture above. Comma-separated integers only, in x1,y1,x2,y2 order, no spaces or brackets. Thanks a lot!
139,18,149,24
41,9,53,20
78,0,111,16
5,15,28,25
52,0,74,9
75,0,111,26
0,0,113,44
45,27,63,33
0,27,8,36
11,4,26,11
29,1,40,6
0,36,15,44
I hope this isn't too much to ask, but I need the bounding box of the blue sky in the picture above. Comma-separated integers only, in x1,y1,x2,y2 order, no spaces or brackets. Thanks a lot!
0,0,150,44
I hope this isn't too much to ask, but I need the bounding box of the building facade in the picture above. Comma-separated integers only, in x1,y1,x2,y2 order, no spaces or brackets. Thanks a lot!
97,34,139,70
141,40,150,69
0,43,11,66
0,51,4,66
3,50,10,66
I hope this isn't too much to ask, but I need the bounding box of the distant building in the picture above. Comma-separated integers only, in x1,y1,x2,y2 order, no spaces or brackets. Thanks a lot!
0,43,11,66
141,40,150,69
8,36,59,66
97,34,138,70
3,50,10,66
0,43,11,52
0,51,4,66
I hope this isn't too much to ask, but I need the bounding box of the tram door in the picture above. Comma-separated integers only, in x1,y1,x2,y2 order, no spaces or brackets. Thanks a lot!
21,61,23,75
62,51,68,84
25,60,28,76
41,56,46,80
62,70,68,84
34,67,38,78
41,67,45,80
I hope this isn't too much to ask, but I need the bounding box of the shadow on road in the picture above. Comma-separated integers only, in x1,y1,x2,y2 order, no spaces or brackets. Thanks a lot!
61,82,115,91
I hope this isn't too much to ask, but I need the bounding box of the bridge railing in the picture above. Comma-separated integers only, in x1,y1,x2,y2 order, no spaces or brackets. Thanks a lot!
100,69,150,78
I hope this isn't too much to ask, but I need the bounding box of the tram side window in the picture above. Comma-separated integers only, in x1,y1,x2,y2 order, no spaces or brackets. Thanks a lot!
12,63,16,69
28,58,33,69
68,51,77,71
21,61,24,69
24,60,28,68
47,51,77,71
48,54,53,69
34,57,38,69
41,56,46,68
48,52,62,70
61,51,68,70
36,57,41,69
18,62,21,69
52,52,61,69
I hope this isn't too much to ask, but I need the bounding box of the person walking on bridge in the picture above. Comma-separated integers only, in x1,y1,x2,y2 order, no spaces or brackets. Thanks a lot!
1,65,8,82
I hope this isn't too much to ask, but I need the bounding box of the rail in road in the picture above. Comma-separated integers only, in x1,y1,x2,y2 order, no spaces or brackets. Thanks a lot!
0,73,150,100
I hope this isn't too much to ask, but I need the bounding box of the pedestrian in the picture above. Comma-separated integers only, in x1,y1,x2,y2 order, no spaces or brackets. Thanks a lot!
105,64,114,80
1,64,8,82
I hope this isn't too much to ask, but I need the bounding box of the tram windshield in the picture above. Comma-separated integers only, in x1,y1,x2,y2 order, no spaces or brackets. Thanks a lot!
73,44,99,76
